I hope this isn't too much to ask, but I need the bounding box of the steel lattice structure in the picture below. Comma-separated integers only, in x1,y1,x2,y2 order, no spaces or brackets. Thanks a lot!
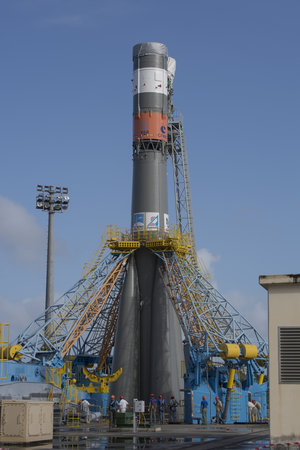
168,114,211,279
16,251,128,366
168,115,194,241
15,233,268,368
156,251,268,362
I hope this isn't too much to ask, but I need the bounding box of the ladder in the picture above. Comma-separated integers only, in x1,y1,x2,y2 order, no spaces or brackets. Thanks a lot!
231,384,243,421
168,116,210,279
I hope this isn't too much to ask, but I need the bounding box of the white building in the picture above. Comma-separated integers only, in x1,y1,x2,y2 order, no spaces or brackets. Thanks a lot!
259,274,300,445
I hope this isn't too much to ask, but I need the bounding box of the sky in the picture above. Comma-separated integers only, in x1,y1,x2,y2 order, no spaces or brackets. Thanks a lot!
0,0,299,341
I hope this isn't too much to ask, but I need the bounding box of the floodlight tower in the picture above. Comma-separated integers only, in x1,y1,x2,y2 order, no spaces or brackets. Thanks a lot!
36,185,69,319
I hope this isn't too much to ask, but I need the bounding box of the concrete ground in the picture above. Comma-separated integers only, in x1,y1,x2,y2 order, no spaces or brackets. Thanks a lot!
52,422,269,449
1,423,270,449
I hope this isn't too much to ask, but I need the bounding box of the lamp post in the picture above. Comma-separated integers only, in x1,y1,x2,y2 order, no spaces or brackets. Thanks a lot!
36,185,69,321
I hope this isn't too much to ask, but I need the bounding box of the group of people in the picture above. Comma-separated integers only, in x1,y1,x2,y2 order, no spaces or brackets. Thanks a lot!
200,395,262,425
78,393,262,427
248,399,262,422
148,393,179,425
108,393,179,427
77,395,129,427
200,395,223,425
108,394,129,428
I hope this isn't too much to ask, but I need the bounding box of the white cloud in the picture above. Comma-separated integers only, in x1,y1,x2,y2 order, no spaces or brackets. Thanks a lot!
195,247,267,339
197,248,221,283
197,248,221,272
0,196,45,265
225,289,268,339
0,294,44,341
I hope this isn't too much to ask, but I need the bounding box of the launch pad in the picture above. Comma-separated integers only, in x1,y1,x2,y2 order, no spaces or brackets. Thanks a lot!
0,42,268,428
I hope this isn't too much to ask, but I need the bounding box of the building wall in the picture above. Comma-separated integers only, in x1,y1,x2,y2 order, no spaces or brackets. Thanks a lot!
260,276,300,444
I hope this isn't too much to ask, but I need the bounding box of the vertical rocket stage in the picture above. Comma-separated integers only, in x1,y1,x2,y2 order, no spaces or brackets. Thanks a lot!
112,43,184,401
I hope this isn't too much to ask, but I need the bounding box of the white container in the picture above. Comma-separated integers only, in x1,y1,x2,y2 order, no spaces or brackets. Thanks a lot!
0,400,53,443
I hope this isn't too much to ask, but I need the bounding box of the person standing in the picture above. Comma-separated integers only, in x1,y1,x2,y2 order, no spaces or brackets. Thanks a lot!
200,395,208,425
169,395,179,424
158,394,166,424
109,394,119,429
119,395,129,413
148,394,157,425
248,400,256,423
252,401,257,422
214,396,223,424
78,399,94,423
253,400,262,422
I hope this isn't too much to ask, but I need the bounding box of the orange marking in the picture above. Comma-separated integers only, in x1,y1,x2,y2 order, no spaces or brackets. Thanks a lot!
133,112,168,142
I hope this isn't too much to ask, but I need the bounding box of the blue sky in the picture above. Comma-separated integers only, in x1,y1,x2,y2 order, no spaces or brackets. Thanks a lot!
0,0,299,340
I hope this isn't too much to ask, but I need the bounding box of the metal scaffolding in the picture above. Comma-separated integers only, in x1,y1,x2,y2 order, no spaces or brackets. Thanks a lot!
14,225,268,369
168,115,195,241
16,251,128,366
157,250,268,362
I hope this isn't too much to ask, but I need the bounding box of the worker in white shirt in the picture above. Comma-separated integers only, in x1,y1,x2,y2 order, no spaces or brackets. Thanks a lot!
248,400,256,423
78,399,95,423
119,395,129,413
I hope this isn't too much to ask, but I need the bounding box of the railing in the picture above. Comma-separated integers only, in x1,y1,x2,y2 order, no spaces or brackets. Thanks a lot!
106,224,193,254
81,228,110,279
63,404,106,427
45,366,64,389
48,386,54,401
0,323,9,379
58,361,83,424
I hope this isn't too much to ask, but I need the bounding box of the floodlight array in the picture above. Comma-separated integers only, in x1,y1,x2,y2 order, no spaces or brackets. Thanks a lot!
36,185,69,212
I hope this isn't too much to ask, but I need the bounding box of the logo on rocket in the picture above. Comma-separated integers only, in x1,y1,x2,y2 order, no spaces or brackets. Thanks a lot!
146,213,159,229
133,213,145,228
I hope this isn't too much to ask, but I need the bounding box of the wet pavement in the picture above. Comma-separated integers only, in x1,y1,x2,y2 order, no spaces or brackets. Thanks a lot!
0,423,270,449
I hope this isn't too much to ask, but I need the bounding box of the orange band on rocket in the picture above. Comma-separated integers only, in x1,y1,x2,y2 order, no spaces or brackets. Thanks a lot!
133,113,168,142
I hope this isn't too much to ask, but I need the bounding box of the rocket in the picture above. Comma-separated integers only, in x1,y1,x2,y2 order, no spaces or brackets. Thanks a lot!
131,42,169,231
112,43,184,402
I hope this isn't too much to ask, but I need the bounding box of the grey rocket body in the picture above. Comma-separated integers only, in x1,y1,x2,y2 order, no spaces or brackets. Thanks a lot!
112,43,184,403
